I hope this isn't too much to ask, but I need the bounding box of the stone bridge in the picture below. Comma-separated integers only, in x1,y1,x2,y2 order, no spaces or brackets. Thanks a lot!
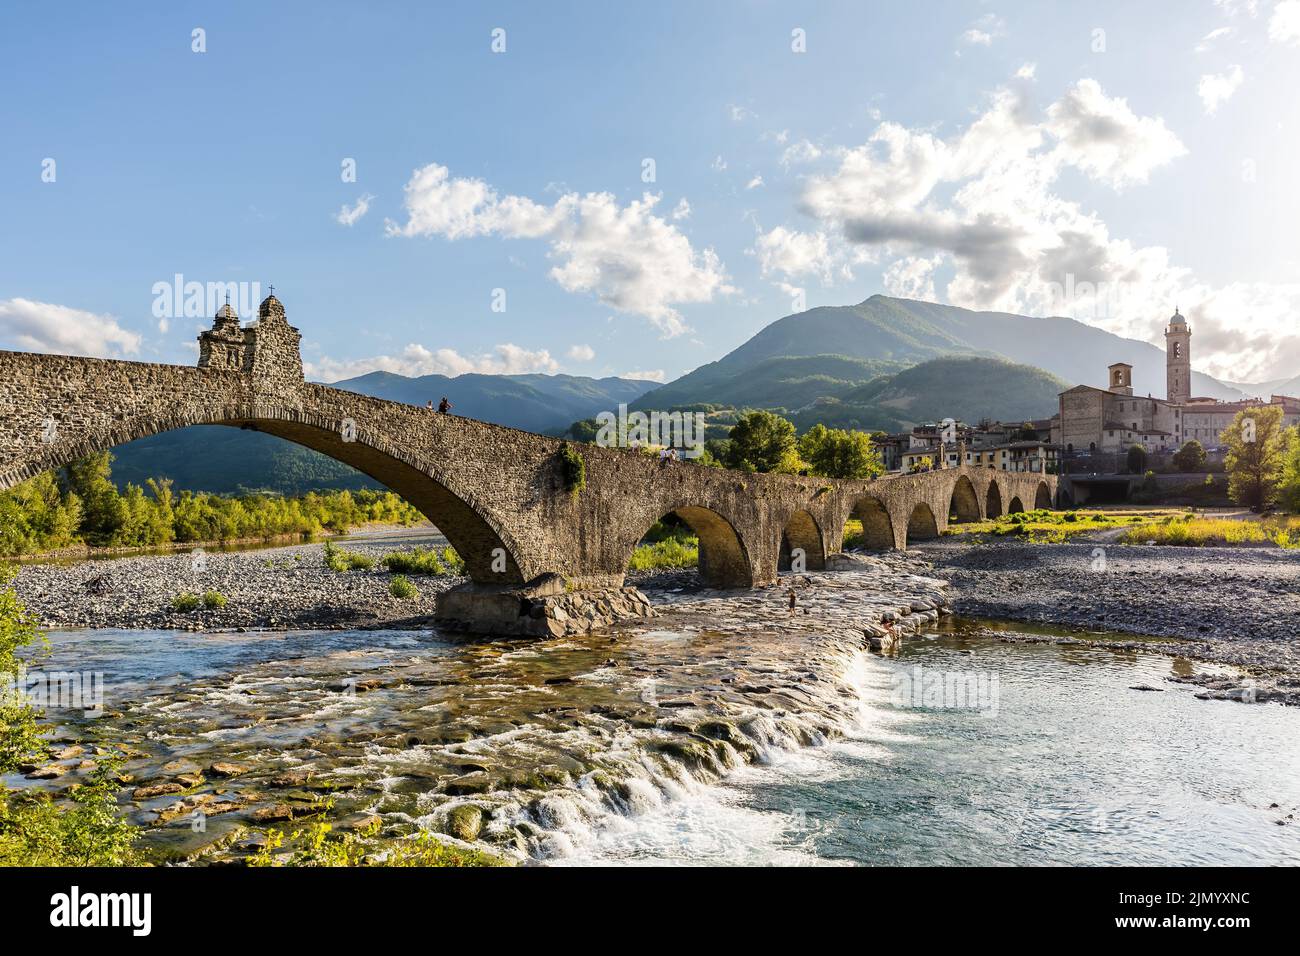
0,296,1056,626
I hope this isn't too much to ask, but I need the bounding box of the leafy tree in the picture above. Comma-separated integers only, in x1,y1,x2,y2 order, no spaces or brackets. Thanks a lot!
1126,443,1147,475
62,451,125,544
1223,405,1287,509
797,424,884,479
725,411,800,473
0,472,82,555
566,418,600,443
1277,426,1300,513
1172,439,1206,473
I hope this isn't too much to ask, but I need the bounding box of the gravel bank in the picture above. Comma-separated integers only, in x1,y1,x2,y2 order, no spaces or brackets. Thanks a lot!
13,540,465,631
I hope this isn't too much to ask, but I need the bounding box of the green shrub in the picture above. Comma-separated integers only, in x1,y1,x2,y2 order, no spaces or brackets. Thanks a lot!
628,537,699,571
202,591,227,609
0,569,138,865
172,592,202,612
324,541,373,572
383,548,443,575
440,546,465,575
389,575,419,599
559,443,586,498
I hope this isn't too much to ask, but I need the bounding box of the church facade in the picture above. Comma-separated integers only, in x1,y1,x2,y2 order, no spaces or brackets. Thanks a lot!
1054,309,1300,458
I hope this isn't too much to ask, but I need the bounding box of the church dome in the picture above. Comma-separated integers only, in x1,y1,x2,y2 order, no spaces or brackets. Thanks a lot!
1168,307,1187,328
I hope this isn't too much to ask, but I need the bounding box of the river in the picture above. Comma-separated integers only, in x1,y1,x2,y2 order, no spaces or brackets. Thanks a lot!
11,609,1299,866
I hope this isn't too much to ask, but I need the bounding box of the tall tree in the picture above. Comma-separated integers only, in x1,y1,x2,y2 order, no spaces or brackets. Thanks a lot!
61,451,125,544
1172,439,1206,473
1276,426,1300,513
1223,405,1286,509
1126,443,1147,475
725,410,800,473
798,424,884,479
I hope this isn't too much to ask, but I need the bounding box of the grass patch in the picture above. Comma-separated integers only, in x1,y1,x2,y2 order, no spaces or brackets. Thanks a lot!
843,518,865,550
1119,514,1300,548
943,509,1178,543
324,541,374,572
382,546,464,576
249,820,509,867
628,536,699,571
389,575,419,599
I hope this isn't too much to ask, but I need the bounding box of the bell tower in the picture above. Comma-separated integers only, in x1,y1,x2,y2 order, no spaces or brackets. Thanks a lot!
1165,307,1191,404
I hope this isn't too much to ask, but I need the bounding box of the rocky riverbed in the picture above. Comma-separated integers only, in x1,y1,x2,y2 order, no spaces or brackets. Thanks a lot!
12,540,463,631
11,554,956,865
922,539,1300,704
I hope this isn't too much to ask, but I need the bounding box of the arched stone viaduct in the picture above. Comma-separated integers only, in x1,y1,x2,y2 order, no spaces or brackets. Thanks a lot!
0,297,1056,596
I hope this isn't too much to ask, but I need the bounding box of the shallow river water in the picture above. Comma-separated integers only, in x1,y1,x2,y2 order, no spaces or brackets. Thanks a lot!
12,613,1300,866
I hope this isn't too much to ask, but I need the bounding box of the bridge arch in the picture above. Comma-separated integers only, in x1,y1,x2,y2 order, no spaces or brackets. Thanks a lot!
6,402,528,585
949,475,980,523
625,504,753,588
906,502,939,544
985,480,1003,518
846,494,894,550
1007,495,1025,514
779,508,825,571
1034,481,1052,510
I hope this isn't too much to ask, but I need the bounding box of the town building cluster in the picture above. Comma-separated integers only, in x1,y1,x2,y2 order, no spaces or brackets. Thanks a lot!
880,309,1299,476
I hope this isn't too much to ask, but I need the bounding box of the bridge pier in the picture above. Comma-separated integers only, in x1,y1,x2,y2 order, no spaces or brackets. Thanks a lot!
434,574,655,637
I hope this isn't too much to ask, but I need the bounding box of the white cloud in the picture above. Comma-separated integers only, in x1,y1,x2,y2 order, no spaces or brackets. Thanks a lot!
335,193,375,227
711,155,728,172
1214,0,1258,18
566,343,595,361
882,255,941,301
1015,62,1037,80
1194,26,1233,52
619,369,666,382
306,342,559,382
671,198,691,220
961,14,1005,46
745,174,764,190
756,77,1300,378
780,139,823,167
0,298,142,357
729,104,754,122
1269,0,1300,44
750,226,834,282
1044,79,1187,188
1198,65,1244,114
385,163,734,337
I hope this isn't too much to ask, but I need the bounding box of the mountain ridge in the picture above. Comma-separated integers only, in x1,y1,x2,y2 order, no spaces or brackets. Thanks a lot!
635,295,1247,410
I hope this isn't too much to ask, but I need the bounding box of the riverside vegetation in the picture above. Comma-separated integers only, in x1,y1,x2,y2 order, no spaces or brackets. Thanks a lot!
0,566,138,865
0,450,423,558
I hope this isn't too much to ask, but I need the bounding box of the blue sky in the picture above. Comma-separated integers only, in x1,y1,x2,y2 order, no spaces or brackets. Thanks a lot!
2,0,1298,384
